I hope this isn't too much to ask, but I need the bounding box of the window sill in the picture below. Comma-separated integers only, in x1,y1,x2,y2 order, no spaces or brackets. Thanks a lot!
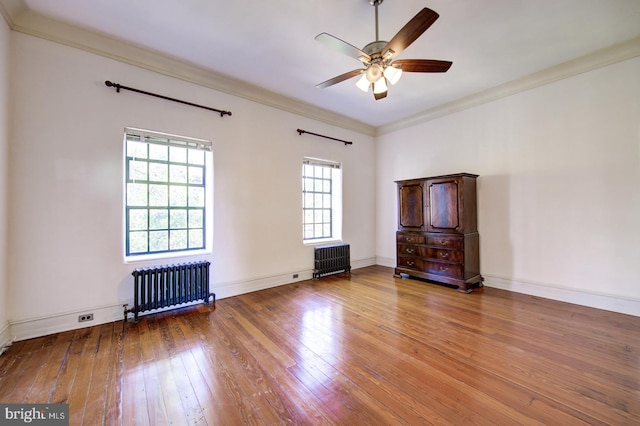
303,238,343,247
124,249,211,264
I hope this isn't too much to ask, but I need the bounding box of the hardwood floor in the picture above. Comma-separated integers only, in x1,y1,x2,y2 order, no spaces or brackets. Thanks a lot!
1,265,638,425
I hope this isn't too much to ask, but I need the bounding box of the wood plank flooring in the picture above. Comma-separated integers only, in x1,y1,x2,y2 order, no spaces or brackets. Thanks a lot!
1,265,639,425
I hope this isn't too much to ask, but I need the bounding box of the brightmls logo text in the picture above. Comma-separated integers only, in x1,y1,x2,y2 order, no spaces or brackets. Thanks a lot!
1,404,68,425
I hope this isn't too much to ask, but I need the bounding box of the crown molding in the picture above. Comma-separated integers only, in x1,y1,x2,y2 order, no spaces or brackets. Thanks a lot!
2,0,638,138
0,0,26,27
0,0,377,137
378,35,640,135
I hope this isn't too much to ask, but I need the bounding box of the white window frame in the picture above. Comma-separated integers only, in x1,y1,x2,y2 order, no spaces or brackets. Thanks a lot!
302,157,342,244
123,127,213,262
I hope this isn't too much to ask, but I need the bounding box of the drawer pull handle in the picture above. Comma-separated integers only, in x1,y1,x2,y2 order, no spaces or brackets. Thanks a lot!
407,261,415,266
439,266,449,272
438,240,449,246
406,237,414,242
438,252,449,258
406,248,415,254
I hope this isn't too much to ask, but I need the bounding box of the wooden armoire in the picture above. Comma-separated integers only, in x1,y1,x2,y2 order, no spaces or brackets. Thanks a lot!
394,173,481,293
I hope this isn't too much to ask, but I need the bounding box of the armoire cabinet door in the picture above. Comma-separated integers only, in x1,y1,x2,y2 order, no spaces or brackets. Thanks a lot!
398,182,425,230
427,178,460,232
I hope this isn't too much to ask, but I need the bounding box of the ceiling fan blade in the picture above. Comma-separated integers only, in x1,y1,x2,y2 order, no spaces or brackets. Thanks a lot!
374,90,388,100
393,59,452,73
382,8,439,59
315,33,371,63
316,69,364,89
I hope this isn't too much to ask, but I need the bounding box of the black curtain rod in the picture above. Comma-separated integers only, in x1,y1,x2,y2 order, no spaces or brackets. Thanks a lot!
297,129,352,146
105,80,232,117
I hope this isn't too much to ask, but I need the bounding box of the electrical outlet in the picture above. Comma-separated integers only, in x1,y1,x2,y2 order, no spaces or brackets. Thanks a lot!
78,313,94,322
292,273,299,279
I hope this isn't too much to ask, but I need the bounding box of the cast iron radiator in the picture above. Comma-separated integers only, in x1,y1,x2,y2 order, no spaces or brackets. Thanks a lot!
313,244,351,279
124,261,215,323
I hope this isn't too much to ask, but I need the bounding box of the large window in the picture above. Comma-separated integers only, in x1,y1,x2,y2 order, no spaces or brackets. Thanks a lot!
302,158,342,242
125,128,212,258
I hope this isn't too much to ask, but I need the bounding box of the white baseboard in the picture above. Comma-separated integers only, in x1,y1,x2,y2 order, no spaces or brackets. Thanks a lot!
18,262,631,343
483,274,640,317
9,304,126,342
352,257,377,270
376,256,396,268
0,322,12,355
8,259,377,342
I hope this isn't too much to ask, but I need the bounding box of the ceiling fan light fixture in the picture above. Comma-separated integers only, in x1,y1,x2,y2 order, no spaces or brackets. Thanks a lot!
365,63,383,83
383,65,402,85
356,73,371,92
373,77,388,94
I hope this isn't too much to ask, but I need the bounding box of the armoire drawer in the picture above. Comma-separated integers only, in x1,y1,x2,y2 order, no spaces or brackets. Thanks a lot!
397,244,463,263
396,233,426,244
424,248,463,263
426,234,464,249
397,256,425,270
425,261,464,279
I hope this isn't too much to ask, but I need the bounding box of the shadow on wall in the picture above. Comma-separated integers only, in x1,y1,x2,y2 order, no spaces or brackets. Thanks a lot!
478,174,513,286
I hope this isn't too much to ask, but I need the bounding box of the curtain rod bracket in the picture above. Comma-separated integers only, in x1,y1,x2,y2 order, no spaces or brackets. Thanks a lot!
105,80,231,117
297,129,352,146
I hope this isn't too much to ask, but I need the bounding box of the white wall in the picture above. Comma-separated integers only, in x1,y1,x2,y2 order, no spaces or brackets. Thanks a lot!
0,12,9,349
7,33,376,339
377,57,640,315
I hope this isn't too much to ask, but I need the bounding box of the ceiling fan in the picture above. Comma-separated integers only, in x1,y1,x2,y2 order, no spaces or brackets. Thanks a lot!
315,0,452,100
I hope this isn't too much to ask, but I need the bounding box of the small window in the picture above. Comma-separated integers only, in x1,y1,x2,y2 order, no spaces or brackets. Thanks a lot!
302,158,342,242
124,128,212,258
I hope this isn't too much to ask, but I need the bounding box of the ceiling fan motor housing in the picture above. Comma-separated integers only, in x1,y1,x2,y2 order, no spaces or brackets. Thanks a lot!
363,41,387,57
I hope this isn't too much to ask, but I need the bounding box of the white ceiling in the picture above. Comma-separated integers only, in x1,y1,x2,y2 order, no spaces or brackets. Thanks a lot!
3,0,640,131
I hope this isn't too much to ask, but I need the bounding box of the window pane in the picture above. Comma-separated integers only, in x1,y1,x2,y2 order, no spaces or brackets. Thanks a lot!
170,164,188,183
303,164,313,176
314,179,323,192
304,225,314,239
149,163,168,182
315,194,323,207
170,209,188,229
323,224,331,237
129,209,148,231
170,186,187,206
304,178,313,192
149,230,168,252
189,229,203,248
127,141,147,158
304,210,313,224
324,194,331,206
170,230,188,250
189,210,203,228
323,210,331,222
314,224,323,237
314,210,323,223
149,184,168,206
129,231,148,253
149,209,168,230
170,146,187,163
189,187,205,207
304,193,314,207
188,149,205,165
323,180,331,192
314,166,323,178
128,160,147,181
188,166,203,184
149,144,168,161
127,183,148,206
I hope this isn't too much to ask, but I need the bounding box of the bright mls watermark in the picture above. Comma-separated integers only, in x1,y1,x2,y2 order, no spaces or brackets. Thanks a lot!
0,404,68,425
